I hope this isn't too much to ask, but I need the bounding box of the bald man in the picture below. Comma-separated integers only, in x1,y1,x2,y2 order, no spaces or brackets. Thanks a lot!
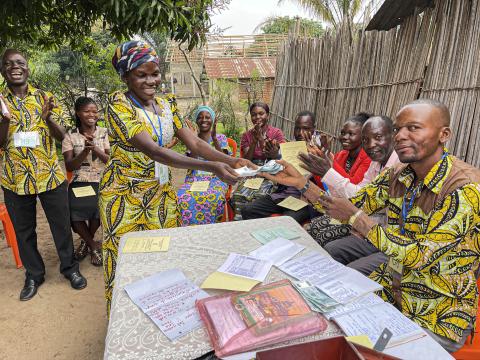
261,99,480,352
307,116,400,275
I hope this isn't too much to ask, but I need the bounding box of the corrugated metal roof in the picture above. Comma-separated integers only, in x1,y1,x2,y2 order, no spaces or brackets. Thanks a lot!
366,0,434,31
204,58,276,79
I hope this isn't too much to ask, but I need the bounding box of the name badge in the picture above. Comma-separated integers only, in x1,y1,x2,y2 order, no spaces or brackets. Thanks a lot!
388,257,403,274
13,132,40,148
155,162,169,185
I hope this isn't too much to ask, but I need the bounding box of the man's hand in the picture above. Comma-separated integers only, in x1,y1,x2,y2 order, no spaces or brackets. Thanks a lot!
264,138,280,158
258,160,305,189
210,161,239,185
0,95,11,122
317,194,359,222
299,149,333,177
41,95,56,121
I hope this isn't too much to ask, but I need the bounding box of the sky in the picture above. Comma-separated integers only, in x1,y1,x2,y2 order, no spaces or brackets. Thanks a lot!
210,0,318,35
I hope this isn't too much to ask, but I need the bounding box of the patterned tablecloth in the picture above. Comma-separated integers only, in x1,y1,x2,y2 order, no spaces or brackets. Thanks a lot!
104,216,343,360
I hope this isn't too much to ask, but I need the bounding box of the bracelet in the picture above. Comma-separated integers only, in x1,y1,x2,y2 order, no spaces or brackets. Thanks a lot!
299,179,310,194
348,209,363,226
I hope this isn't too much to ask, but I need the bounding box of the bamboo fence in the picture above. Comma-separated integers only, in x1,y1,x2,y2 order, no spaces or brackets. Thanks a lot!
270,0,480,167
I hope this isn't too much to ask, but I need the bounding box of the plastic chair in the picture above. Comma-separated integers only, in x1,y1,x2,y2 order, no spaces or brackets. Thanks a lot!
453,277,480,359
0,203,22,268
222,138,238,222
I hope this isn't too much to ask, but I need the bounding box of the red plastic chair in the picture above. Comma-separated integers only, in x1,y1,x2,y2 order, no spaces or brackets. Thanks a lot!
0,203,22,268
453,277,480,359
222,138,238,222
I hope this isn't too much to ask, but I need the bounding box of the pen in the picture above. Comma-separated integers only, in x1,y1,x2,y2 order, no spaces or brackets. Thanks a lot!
322,182,331,196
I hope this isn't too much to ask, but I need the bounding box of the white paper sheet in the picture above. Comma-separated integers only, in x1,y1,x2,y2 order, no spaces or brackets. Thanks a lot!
249,237,305,266
124,269,209,341
279,252,382,304
324,293,385,320
217,253,273,282
334,302,425,348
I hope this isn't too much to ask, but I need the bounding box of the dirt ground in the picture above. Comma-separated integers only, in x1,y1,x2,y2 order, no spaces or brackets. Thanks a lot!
0,167,187,360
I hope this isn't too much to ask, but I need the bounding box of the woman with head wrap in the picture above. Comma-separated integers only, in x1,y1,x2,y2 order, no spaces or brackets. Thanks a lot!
100,41,252,313
177,105,231,226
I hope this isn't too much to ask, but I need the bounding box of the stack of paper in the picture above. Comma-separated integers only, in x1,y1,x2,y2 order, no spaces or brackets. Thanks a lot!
333,302,425,348
249,237,305,266
202,253,273,292
235,160,284,177
124,269,208,341
279,252,382,305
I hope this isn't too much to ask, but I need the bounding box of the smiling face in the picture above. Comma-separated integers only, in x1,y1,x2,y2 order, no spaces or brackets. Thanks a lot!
196,111,213,132
362,118,394,164
339,120,362,151
76,103,99,128
1,52,29,86
393,103,451,164
123,62,161,103
250,106,269,127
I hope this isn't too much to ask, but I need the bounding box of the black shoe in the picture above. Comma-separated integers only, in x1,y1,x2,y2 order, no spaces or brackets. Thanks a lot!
65,271,87,290
19,278,44,301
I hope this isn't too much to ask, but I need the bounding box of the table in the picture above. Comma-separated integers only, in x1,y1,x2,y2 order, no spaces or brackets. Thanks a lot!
104,217,452,360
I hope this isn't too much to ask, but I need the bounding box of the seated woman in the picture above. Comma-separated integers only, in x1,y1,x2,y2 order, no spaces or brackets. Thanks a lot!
177,105,231,225
240,102,285,165
305,113,372,245
62,97,109,266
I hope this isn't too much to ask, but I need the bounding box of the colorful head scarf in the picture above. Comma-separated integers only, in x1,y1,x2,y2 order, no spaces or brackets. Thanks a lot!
112,40,159,77
194,105,216,123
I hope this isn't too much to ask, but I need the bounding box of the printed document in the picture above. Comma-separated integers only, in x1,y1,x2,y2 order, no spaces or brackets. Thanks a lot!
217,253,273,282
249,237,305,266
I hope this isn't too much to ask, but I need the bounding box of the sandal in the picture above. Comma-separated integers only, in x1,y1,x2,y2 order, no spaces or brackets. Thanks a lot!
90,248,103,267
74,239,89,261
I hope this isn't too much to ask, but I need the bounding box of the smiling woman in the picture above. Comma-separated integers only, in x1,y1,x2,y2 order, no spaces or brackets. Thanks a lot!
98,41,253,315
177,105,232,226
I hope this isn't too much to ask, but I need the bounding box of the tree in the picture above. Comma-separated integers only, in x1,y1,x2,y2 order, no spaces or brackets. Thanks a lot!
279,0,364,28
0,0,214,50
256,16,324,37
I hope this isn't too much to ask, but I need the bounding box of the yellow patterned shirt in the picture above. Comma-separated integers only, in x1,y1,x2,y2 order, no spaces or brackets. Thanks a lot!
1,84,66,194
315,155,480,342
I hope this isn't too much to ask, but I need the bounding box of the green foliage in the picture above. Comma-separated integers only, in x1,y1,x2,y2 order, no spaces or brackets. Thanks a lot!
209,80,242,144
0,0,214,50
278,0,364,28
258,16,324,37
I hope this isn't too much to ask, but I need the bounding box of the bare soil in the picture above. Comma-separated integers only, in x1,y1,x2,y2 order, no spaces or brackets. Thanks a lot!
0,167,187,360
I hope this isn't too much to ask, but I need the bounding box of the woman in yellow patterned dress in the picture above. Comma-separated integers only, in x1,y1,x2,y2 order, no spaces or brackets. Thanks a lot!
100,41,251,313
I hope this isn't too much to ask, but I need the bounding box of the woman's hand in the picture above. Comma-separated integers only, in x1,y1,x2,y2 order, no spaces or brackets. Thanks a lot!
209,162,239,185
264,138,280,159
317,194,359,222
230,157,257,170
185,119,197,134
258,160,305,189
299,149,333,177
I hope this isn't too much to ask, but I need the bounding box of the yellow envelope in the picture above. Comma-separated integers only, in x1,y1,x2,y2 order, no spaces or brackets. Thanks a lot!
244,177,264,190
188,180,210,192
72,185,96,198
346,335,374,349
280,141,309,175
277,196,308,211
123,236,170,253
201,271,260,292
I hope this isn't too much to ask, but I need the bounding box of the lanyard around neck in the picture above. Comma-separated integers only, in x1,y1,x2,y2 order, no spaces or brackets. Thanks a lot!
129,94,163,146
400,151,449,235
